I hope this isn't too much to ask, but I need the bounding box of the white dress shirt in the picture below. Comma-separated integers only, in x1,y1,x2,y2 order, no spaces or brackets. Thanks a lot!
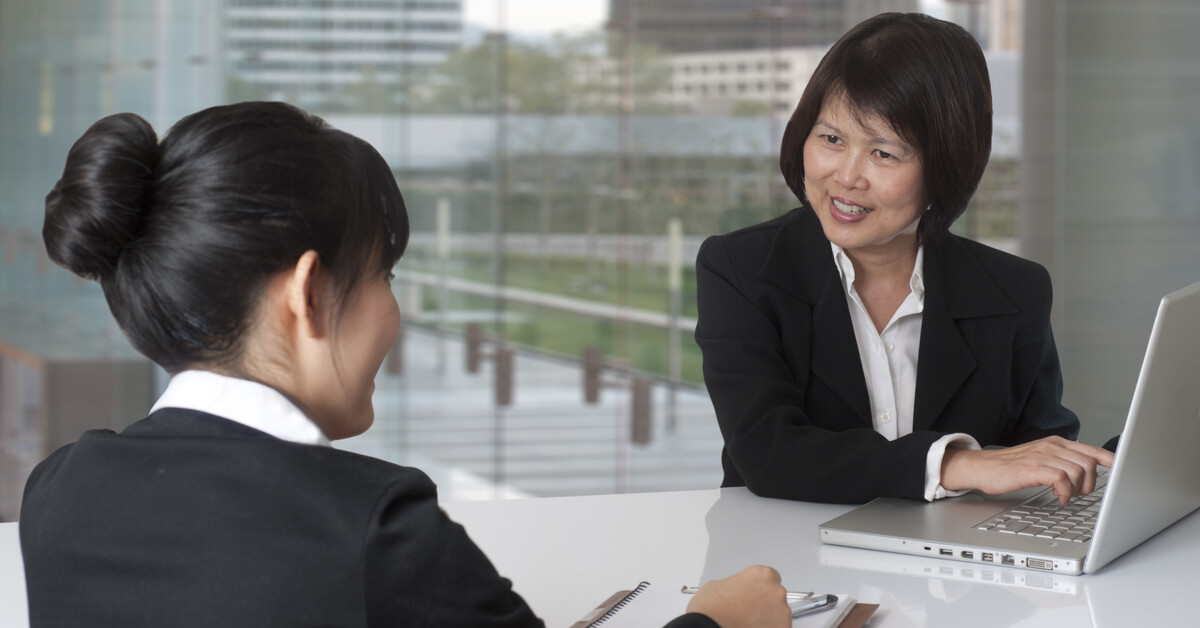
831,244,980,500
150,369,331,447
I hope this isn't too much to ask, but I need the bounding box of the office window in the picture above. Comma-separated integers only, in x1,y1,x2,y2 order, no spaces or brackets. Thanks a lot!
3,0,1197,516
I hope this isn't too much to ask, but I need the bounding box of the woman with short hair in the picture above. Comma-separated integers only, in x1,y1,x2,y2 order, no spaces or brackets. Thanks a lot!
696,12,1112,505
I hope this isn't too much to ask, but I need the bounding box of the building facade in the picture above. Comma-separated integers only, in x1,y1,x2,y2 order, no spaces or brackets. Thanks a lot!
661,46,827,115
608,0,846,53
608,0,921,54
225,0,463,111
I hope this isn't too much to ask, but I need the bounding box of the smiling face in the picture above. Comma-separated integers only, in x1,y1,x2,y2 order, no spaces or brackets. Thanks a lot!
802,95,927,262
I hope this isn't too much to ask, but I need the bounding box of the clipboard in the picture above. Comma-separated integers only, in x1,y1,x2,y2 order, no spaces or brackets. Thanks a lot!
571,581,878,627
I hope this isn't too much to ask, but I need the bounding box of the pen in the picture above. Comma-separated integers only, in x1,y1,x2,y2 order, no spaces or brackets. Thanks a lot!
680,585,813,600
790,594,838,618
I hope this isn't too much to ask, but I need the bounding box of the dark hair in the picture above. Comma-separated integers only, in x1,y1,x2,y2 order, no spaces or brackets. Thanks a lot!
43,102,410,373
779,12,992,243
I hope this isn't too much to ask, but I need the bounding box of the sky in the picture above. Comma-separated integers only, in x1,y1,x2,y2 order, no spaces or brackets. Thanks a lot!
463,0,608,36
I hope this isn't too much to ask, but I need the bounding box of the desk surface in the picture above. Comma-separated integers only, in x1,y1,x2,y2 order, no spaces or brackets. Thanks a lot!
0,522,28,627
3,487,1196,627
443,487,1198,628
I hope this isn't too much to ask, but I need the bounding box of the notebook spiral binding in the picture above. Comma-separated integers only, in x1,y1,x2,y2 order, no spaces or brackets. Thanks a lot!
591,582,651,625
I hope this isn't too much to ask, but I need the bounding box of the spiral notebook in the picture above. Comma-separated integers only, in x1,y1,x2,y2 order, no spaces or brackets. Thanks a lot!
570,581,875,628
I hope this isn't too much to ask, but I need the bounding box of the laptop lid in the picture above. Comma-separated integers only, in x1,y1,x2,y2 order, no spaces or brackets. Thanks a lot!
1082,279,1200,572
819,280,1200,575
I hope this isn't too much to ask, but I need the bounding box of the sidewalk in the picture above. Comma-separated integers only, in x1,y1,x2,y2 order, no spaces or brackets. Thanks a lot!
339,325,725,502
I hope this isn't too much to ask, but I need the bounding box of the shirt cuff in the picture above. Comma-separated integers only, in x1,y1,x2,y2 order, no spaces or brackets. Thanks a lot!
924,433,982,501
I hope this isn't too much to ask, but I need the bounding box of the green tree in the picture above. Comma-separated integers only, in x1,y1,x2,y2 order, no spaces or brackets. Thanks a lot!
225,76,272,104
409,31,673,115
410,40,503,113
346,67,403,114
731,99,772,117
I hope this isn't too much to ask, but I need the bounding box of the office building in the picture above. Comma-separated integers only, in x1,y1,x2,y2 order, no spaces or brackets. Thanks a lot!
608,0,920,53
225,0,464,111
843,0,923,29
661,46,827,115
608,0,847,52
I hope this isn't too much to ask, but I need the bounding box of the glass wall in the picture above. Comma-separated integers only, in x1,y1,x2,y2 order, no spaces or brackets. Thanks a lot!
3,0,1196,516
1021,0,1200,445
0,0,226,521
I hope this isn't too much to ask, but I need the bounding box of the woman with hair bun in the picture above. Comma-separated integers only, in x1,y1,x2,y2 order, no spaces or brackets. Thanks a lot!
695,13,1113,505
22,102,790,628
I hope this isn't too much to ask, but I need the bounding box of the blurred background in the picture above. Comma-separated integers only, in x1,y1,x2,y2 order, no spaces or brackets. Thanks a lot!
2,0,1197,519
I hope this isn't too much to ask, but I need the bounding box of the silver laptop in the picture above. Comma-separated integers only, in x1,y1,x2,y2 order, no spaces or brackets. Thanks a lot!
820,280,1200,575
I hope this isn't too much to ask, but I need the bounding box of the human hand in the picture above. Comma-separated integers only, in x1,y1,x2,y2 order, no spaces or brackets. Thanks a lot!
684,565,791,628
940,436,1115,505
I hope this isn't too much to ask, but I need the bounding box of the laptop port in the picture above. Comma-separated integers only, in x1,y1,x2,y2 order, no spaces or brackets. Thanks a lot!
1001,554,1015,566
981,552,994,562
939,548,953,556
1027,558,1053,571
961,551,974,559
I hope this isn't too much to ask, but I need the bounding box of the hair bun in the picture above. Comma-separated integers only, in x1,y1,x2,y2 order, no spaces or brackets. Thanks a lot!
43,113,159,280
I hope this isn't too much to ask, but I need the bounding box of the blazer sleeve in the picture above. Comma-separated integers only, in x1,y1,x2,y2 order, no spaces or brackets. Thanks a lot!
664,613,722,628
362,476,545,628
695,236,942,504
994,262,1079,446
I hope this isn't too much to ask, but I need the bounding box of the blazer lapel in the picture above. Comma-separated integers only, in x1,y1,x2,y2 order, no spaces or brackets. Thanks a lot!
913,276,977,431
760,209,872,426
913,237,1019,431
810,275,873,425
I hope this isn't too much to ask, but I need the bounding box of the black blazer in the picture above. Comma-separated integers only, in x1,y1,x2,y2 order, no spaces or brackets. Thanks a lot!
20,409,719,628
20,409,542,627
695,208,1079,504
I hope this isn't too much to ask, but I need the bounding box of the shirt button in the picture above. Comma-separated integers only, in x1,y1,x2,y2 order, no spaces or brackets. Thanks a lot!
879,412,892,423
885,342,895,353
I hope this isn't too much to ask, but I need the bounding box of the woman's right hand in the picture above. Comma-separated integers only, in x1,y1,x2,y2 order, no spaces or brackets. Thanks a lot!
684,565,791,628
940,436,1115,504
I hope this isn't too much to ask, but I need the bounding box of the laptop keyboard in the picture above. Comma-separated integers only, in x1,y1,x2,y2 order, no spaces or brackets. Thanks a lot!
974,468,1110,542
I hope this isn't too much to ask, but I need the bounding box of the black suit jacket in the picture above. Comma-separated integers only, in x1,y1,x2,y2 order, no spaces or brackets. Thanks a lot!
21,409,719,628
695,208,1079,504
20,409,543,627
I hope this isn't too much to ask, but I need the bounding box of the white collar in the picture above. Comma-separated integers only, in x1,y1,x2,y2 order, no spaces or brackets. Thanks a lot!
150,370,331,447
830,242,926,303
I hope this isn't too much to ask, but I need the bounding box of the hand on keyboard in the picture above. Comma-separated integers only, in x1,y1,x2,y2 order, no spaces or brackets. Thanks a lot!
975,468,1109,541
940,436,1115,505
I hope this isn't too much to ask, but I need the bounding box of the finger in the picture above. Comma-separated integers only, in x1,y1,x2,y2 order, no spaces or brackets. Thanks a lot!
1060,459,1091,497
1055,441,1118,493
1045,466,1081,505
1046,449,1098,495
1005,444,1086,496
1053,438,1116,467
742,564,781,584
1079,442,1116,467
1028,439,1109,495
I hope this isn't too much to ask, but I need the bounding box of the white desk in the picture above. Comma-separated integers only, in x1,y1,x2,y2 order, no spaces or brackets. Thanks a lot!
1,522,28,627
4,488,1194,627
443,487,1197,627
